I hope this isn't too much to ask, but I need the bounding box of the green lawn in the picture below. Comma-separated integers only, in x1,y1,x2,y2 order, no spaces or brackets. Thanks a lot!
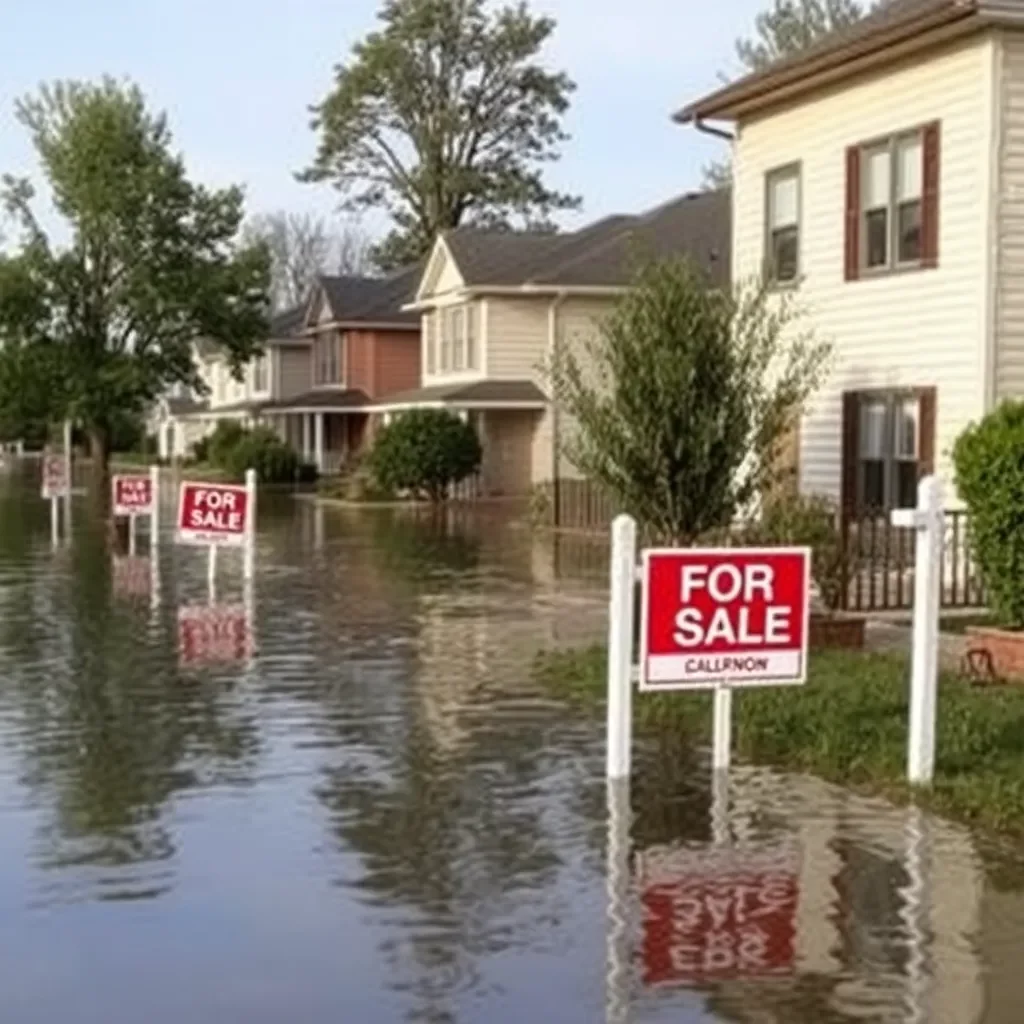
534,645,1024,837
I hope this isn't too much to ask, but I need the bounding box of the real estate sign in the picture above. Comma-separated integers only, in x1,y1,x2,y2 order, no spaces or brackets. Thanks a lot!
41,453,69,500
177,482,250,547
112,474,154,517
639,547,811,691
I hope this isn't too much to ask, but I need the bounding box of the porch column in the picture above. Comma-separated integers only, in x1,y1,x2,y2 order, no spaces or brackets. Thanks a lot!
302,413,312,461
314,412,325,472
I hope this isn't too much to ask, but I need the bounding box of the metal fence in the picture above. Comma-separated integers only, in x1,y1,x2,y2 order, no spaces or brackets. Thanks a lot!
841,508,985,612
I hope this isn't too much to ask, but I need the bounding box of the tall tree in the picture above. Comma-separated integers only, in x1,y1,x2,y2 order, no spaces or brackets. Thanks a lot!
548,259,830,544
702,0,868,188
0,78,269,484
301,0,579,270
242,211,373,311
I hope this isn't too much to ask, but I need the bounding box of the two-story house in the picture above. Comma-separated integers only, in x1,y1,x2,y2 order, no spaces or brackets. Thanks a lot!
260,267,421,472
153,268,422,471
386,190,730,496
678,0,1024,518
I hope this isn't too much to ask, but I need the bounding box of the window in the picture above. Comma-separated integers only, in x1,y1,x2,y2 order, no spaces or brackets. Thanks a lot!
848,124,938,279
314,332,342,386
214,364,226,404
765,165,800,284
440,310,454,371
253,353,268,393
855,392,922,511
466,304,478,369
425,313,436,374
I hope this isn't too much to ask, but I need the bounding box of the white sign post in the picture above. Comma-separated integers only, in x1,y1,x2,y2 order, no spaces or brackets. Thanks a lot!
891,475,944,786
41,451,70,546
606,516,811,779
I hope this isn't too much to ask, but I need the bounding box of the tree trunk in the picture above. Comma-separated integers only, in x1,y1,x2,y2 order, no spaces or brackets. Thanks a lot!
88,426,111,513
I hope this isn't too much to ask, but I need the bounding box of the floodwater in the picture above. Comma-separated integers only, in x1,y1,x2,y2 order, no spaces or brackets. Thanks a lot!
1,467,1024,1023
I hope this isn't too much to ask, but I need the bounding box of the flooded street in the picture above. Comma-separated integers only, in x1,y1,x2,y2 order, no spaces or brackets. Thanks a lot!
2,470,1024,1023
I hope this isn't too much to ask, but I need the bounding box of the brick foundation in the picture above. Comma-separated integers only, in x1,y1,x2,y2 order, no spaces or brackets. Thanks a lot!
965,627,1024,681
809,614,865,651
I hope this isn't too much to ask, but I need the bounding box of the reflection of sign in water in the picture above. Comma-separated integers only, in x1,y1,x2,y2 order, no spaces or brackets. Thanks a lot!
41,453,69,499
178,604,251,666
113,474,154,516
639,548,810,690
113,555,151,598
637,845,799,985
177,482,250,546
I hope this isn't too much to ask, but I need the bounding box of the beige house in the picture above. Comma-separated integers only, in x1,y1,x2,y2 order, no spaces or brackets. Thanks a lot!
678,0,1024,517
396,191,730,497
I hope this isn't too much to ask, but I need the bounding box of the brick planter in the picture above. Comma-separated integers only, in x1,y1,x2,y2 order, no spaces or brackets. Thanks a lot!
809,613,865,651
965,627,1024,681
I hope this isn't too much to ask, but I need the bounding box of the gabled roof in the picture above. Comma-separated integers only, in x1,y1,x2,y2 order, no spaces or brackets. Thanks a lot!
431,190,729,292
677,0,990,124
314,264,421,328
269,304,306,340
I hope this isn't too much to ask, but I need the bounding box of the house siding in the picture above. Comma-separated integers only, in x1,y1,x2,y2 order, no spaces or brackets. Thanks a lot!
485,298,549,379
278,347,312,400
995,31,1024,404
732,37,994,503
373,330,420,397
346,331,375,394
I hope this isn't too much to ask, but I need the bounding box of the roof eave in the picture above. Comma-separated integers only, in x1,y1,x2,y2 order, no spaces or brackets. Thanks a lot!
403,283,628,309
675,5,981,125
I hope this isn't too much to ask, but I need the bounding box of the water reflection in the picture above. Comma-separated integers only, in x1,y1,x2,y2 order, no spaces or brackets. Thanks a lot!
0,474,1019,1022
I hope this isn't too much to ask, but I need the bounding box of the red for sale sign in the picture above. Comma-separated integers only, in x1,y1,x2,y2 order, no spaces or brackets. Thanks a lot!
640,547,810,690
177,482,250,547
41,453,68,499
638,844,799,986
112,474,153,517
178,604,251,666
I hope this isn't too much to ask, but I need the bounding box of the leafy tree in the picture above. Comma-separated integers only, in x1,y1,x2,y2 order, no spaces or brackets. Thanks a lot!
953,401,1024,628
702,0,869,189
548,258,830,544
369,408,482,501
242,210,372,311
301,0,579,270
0,78,270,487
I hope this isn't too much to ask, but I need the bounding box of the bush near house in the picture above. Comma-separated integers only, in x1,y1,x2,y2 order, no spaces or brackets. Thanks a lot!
197,420,316,485
953,401,1024,627
368,408,481,502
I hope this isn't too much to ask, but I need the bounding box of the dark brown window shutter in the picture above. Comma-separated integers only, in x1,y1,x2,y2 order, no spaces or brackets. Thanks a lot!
918,387,937,477
844,146,861,281
841,391,860,516
921,121,940,268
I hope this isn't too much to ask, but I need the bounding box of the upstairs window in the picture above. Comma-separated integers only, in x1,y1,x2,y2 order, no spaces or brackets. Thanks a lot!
765,164,800,285
846,122,939,280
433,304,479,374
253,353,268,392
314,332,342,386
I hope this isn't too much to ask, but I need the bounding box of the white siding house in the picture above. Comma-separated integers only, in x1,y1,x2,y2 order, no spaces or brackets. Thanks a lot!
679,0,1024,517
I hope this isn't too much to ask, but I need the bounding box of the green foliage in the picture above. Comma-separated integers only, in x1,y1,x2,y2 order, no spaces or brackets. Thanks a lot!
206,420,248,467
301,0,579,269
0,78,269,469
548,258,830,544
201,422,315,484
747,492,851,613
369,408,482,501
535,645,1024,836
953,401,1024,628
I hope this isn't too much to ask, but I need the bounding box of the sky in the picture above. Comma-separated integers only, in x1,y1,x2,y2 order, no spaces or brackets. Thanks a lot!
1,0,764,243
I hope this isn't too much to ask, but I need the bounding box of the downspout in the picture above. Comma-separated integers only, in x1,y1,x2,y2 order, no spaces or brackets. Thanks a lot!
694,117,736,143
548,292,567,528
983,32,1003,414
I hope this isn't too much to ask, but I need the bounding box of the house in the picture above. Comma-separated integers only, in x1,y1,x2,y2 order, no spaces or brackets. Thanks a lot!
260,266,421,473
149,304,310,461
153,266,422,471
392,190,730,497
676,0,1024,518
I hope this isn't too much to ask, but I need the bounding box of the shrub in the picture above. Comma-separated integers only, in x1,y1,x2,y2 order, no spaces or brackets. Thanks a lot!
207,420,248,466
191,435,210,463
953,401,1024,627
368,409,482,502
746,492,851,614
219,426,311,485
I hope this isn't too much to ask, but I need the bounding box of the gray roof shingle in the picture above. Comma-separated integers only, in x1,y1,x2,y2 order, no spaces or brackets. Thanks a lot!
381,379,548,407
440,190,730,289
317,264,421,326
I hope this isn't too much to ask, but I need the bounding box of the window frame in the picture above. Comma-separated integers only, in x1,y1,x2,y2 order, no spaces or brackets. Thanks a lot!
855,389,922,513
764,161,801,287
252,352,269,393
432,302,480,374
858,128,925,276
313,331,344,387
